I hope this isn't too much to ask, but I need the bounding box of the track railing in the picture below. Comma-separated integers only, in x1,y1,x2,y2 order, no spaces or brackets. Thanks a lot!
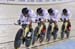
0,0,74,5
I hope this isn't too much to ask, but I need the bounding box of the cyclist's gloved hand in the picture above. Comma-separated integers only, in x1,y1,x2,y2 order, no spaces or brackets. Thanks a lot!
64,18,66,23
35,19,37,23
60,18,63,21
17,20,20,25
39,18,41,21
47,19,50,22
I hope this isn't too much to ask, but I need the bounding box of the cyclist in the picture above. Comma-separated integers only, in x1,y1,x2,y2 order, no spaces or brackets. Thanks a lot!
60,8,71,39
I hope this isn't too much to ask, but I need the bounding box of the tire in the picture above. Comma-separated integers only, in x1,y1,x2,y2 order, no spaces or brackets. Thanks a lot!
32,35,37,45
65,30,70,39
25,32,32,47
14,28,23,49
39,33,45,43
61,23,65,39
25,38,31,47
32,27,39,45
46,32,51,42
46,24,52,41
34,27,39,36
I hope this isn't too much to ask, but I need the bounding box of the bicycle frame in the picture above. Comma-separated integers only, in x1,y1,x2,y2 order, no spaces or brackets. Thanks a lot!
38,24,44,34
64,22,68,31
23,25,30,37
50,23,55,33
